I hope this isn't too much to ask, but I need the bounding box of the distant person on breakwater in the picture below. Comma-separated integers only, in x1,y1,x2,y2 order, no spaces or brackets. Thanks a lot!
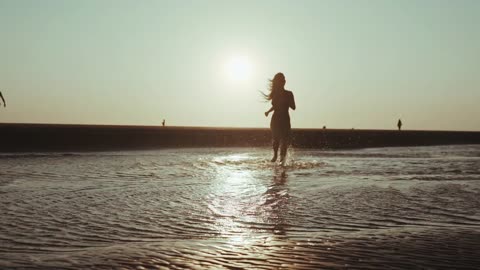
162,119,165,127
264,72,296,163
397,119,402,131
0,91,6,107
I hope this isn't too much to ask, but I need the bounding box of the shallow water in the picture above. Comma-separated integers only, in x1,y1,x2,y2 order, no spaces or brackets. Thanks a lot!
1,145,480,269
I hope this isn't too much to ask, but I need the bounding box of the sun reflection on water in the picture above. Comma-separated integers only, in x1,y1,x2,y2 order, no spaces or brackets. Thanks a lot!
207,153,291,251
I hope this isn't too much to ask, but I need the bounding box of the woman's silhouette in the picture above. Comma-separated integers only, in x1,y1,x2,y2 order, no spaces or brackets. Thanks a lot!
264,73,296,162
0,91,6,107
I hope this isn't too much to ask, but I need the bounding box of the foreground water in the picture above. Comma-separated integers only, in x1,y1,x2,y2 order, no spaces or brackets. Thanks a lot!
1,145,480,269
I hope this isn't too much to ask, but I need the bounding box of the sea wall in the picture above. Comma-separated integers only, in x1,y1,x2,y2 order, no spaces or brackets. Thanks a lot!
1,123,479,152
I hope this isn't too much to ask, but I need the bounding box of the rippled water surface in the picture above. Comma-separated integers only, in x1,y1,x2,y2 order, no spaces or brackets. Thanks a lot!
1,145,480,269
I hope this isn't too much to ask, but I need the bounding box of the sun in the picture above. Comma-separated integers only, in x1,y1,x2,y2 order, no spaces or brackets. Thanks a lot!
225,55,252,81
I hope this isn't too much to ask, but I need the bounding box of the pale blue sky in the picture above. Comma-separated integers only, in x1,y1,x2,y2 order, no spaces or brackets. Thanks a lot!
1,0,479,130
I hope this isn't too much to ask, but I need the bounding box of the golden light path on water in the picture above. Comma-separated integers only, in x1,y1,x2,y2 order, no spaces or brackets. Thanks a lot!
210,154,272,246
206,152,339,266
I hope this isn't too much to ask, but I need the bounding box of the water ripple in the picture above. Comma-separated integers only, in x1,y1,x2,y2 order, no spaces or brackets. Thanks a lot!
1,145,480,268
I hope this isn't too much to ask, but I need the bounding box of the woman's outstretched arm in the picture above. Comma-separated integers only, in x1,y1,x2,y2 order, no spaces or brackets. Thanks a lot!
265,106,274,117
290,92,296,110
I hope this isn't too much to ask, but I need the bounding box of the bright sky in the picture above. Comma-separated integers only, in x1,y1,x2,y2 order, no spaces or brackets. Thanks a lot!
0,0,479,130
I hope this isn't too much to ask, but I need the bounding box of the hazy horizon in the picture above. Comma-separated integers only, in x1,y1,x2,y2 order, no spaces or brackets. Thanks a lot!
1,0,479,131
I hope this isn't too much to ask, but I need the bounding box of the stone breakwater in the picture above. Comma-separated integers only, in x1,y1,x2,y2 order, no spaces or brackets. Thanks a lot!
1,123,479,152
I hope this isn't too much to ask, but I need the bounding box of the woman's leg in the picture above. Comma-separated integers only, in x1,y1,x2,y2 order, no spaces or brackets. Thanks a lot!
272,138,279,162
279,130,291,162
279,140,288,162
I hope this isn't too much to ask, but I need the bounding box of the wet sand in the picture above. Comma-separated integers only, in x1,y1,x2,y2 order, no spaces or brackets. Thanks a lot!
1,123,479,152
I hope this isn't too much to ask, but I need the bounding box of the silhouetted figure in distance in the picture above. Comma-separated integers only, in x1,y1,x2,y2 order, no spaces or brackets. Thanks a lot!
0,91,6,107
397,119,402,131
162,119,165,127
264,73,296,163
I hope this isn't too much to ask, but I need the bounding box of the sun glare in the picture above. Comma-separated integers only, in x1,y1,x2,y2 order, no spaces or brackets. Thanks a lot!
226,55,252,81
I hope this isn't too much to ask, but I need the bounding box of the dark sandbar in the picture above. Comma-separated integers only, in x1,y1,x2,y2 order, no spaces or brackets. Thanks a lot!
1,123,479,152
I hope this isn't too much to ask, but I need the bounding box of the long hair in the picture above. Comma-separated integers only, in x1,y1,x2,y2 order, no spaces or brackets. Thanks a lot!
262,72,285,101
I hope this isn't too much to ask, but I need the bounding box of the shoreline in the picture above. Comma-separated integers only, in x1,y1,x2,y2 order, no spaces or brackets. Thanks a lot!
1,123,479,152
